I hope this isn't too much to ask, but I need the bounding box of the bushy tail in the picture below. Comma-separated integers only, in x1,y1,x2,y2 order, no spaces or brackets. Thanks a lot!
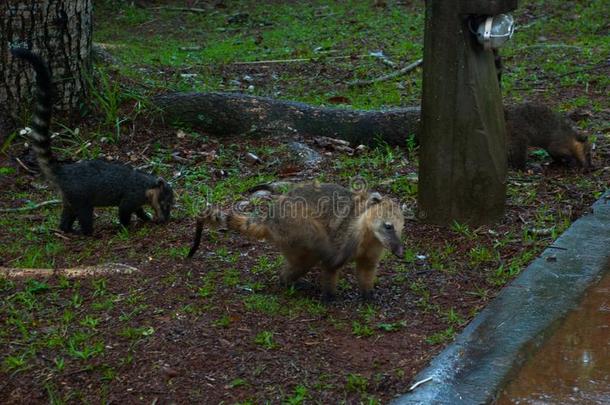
10,47,56,182
187,208,270,258
225,212,270,240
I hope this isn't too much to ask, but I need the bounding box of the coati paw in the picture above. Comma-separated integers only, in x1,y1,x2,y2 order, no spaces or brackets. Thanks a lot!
321,291,337,304
360,290,376,302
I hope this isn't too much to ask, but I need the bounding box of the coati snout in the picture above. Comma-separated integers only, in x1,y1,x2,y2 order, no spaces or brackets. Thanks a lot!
146,179,174,222
374,221,404,258
366,194,404,258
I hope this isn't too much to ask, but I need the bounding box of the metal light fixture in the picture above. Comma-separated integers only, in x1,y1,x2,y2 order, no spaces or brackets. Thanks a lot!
475,14,515,50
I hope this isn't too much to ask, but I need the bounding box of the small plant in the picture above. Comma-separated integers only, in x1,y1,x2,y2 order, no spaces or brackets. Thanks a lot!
70,292,83,309
284,384,308,405
252,255,283,275
377,320,407,332
254,330,277,349
25,279,49,294
405,133,418,154
67,335,104,360
351,321,374,338
228,378,248,388
425,327,455,345
119,326,155,340
197,274,217,298
469,246,496,265
346,373,368,394
450,221,475,239
445,308,464,326
223,268,241,287
0,166,15,175
359,304,377,322
244,294,281,315
54,357,65,372
212,314,232,328
403,247,418,263
2,351,29,372
92,297,115,311
79,315,100,329
101,366,117,382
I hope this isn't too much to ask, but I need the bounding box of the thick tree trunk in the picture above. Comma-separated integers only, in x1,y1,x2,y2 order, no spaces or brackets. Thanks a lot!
153,92,421,146
0,0,92,131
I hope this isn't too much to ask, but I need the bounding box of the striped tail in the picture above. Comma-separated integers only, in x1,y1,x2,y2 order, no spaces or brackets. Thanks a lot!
10,47,57,183
225,212,270,241
187,208,270,258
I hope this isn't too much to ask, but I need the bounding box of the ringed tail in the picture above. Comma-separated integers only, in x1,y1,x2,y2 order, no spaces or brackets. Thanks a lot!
10,47,56,182
187,209,270,258
225,213,270,241
187,219,205,258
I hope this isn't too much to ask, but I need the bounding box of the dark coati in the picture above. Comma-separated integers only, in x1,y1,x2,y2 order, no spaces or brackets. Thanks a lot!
505,102,591,170
11,47,174,235
189,183,405,301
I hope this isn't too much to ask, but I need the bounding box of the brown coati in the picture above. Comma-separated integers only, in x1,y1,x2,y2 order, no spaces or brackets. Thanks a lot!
188,183,405,301
493,49,503,87
11,47,174,235
505,103,591,170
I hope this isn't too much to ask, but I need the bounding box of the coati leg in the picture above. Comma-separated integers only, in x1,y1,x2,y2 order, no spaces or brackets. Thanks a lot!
59,206,77,233
508,138,528,170
135,207,151,221
77,206,94,235
279,250,317,287
119,200,140,227
320,267,341,302
355,254,382,301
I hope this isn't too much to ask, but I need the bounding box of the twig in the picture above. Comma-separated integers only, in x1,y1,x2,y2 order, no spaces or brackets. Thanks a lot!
14,157,36,174
348,58,423,87
519,44,581,50
232,55,356,65
150,6,208,13
0,199,61,213
554,61,610,79
408,376,433,391
53,231,71,240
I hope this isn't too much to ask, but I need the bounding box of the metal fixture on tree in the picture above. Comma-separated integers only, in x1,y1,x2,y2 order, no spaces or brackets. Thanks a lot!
474,13,515,50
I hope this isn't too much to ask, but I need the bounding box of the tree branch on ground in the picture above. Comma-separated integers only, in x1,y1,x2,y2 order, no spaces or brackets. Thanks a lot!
348,58,423,87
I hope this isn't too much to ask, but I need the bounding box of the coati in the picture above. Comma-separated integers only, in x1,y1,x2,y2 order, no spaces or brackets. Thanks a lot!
189,183,405,301
11,47,174,235
505,102,591,170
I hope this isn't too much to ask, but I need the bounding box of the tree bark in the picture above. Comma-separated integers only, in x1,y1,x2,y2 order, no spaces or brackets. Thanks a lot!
0,0,92,132
153,92,421,146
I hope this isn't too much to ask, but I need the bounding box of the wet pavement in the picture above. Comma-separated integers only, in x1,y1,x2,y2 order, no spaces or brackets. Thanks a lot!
391,194,610,405
496,273,610,405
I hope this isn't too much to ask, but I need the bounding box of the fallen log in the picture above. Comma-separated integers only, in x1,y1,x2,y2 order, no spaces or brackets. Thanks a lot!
152,92,421,146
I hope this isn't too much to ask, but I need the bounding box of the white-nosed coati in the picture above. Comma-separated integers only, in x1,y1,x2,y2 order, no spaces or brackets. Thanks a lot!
11,47,174,235
189,183,405,301
505,103,592,170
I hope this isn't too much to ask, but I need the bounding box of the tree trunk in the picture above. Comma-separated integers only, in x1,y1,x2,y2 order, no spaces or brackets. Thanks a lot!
153,92,421,146
0,0,92,132
416,0,514,226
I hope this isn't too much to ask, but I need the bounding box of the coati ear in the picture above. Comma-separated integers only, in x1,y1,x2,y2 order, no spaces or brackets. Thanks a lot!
367,192,382,207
